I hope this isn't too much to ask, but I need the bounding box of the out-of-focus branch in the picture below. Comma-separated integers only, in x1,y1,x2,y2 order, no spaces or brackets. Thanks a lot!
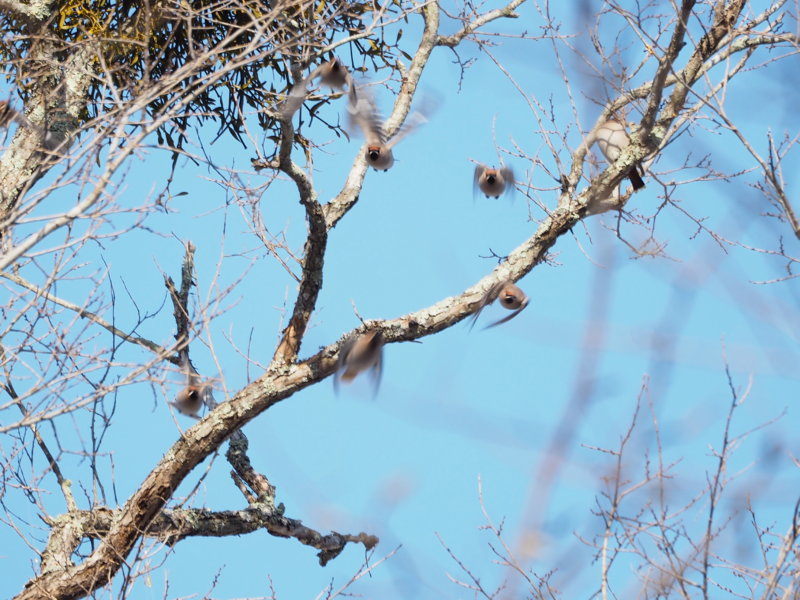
712,114,800,240
759,498,800,599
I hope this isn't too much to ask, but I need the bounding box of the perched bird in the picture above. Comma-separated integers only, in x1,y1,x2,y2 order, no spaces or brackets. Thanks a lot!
334,330,384,394
171,354,209,417
347,84,427,171
474,164,515,198
469,281,529,329
595,118,645,190
279,56,352,119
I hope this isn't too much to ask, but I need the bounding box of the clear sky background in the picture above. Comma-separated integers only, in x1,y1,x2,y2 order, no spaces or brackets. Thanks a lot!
1,1,799,599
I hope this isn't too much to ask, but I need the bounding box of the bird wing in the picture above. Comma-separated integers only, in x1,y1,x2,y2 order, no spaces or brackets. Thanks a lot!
347,85,385,145
485,296,529,329
468,281,505,330
279,67,324,119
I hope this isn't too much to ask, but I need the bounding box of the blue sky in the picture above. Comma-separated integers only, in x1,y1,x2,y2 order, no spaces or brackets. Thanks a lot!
1,1,799,599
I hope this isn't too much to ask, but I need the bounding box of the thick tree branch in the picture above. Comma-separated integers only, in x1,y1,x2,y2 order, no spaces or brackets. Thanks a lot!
12,173,585,600
0,0,56,20
34,503,377,578
9,1,799,599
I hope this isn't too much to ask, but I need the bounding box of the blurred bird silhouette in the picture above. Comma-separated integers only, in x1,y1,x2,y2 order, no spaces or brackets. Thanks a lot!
470,281,529,329
279,56,353,119
595,118,645,190
347,83,428,171
474,164,515,198
334,330,384,394
171,353,210,417
316,56,350,90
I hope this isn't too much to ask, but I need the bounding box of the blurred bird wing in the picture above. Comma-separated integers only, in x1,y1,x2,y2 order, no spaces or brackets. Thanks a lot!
368,347,383,397
347,85,386,145
485,296,529,329
473,164,486,186
385,111,427,150
318,57,350,89
473,164,488,198
279,68,323,119
333,332,384,396
468,280,506,330
333,336,355,394
500,166,515,195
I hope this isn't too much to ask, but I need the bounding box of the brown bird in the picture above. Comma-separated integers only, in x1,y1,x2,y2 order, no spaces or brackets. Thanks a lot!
469,281,529,329
474,164,515,198
316,56,350,90
595,118,645,190
347,84,427,171
279,56,352,119
173,382,205,416
171,354,209,416
334,330,384,394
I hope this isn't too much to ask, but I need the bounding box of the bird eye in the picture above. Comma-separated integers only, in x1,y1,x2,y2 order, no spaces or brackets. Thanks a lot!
502,294,515,306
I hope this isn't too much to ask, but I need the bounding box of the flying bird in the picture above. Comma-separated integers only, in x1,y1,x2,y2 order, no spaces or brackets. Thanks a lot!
347,84,427,171
316,56,350,90
469,281,529,329
279,71,319,120
171,353,210,417
474,164,515,198
334,330,384,394
595,118,645,190
279,56,352,119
